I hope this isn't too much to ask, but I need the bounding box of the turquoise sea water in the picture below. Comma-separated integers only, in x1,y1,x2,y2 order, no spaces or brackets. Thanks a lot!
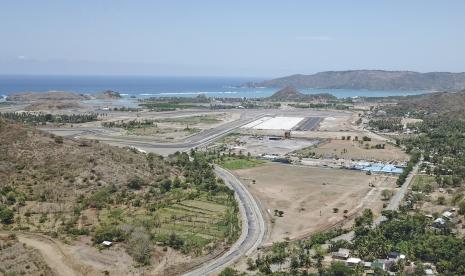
0,75,431,100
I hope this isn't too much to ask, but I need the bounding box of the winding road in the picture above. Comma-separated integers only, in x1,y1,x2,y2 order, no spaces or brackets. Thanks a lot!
184,166,267,276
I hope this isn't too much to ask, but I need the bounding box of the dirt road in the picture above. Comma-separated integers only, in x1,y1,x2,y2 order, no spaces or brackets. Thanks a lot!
16,233,81,276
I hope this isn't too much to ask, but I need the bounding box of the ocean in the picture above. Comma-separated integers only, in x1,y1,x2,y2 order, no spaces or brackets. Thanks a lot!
0,75,431,100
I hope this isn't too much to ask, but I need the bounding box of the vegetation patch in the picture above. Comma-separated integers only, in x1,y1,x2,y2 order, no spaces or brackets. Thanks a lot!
218,157,265,170
155,114,222,125
0,120,240,267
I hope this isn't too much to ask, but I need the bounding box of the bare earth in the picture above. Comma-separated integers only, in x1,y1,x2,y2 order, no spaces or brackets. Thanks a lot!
312,139,409,162
233,163,397,244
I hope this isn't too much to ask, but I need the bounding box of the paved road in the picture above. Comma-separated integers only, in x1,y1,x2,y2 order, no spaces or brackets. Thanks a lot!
333,162,420,242
374,162,420,225
41,113,266,155
184,166,266,276
297,117,322,131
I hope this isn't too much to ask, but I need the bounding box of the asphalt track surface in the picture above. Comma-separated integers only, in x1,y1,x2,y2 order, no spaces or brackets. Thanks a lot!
184,166,266,276
297,116,322,131
41,112,269,275
37,109,350,273
40,113,266,153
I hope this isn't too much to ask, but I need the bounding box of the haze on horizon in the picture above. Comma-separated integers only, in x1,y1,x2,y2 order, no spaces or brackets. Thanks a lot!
1,0,464,78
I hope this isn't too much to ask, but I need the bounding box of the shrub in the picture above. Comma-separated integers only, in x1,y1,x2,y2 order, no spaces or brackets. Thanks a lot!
128,177,144,190
93,225,126,244
0,205,14,224
54,136,64,144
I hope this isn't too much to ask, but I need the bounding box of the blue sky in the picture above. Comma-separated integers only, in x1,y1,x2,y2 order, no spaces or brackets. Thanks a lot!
1,0,464,77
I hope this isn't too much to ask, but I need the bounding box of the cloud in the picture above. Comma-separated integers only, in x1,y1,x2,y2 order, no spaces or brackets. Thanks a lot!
295,36,333,41
17,55,27,60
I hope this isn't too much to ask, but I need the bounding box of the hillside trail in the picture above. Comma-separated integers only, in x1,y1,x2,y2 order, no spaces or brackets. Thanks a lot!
16,232,97,276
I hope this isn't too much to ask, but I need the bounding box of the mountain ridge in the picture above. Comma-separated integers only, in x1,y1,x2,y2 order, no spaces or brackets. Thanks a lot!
247,70,465,91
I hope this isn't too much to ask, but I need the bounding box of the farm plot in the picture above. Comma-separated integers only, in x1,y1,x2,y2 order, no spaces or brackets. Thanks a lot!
97,197,236,255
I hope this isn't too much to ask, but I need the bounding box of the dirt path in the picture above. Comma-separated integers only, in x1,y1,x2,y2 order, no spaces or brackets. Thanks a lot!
17,233,81,276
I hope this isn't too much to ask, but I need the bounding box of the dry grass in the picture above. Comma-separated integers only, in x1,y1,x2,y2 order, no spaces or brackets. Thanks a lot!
311,138,408,162
0,120,172,212
233,163,397,243
0,119,238,274
0,234,54,276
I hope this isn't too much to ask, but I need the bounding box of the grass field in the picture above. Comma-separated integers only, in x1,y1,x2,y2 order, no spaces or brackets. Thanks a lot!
411,175,436,193
219,157,266,170
156,115,222,125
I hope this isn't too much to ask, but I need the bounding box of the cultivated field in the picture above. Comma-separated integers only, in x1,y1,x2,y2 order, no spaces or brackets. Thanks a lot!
233,163,397,243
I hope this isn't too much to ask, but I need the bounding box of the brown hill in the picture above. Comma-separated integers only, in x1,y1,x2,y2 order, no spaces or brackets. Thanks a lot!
387,90,465,117
0,119,171,205
267,86,336,102
6,91,91,101
94,90,122,99
0,119,238,273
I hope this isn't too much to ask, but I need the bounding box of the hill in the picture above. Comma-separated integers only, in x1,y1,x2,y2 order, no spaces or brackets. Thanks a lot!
247,70,465,91
267,86,336,101
6,91,91,101
94,90,122,99
0,119,239,273
386,90,465,118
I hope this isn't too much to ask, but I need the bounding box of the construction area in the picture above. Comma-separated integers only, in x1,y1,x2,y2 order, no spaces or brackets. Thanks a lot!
241,116,322,131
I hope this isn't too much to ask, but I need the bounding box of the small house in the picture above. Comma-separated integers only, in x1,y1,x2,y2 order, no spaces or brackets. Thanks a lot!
442,211,454,220
101,241,112,247
371,259,386,271
425,268,434,275
332,248,350,260
432,217,446,228
346,257,362,266
388,252,399,260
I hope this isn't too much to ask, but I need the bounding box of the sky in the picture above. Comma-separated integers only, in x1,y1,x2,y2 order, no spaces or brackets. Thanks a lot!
1,0,465,77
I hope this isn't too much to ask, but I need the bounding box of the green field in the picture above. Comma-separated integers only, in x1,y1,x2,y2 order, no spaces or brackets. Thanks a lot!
156,115,222,125
411,175,436,193
97,191,239,255
219,157,266,170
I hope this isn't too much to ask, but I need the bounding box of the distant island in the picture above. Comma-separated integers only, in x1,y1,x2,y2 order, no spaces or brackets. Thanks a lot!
6,90,122,102
246,70,465,91
267,86,336,101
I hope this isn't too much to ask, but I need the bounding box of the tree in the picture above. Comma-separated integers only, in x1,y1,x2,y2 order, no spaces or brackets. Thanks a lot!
459,201,465,215
322,261,353,275
246,257,256,271
381,189,394,201
355,209,373,227
127,177,144,190
0,206,14,224
437,196,446,205
219,267,240,276
160,179,172,193
129,228,151,265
